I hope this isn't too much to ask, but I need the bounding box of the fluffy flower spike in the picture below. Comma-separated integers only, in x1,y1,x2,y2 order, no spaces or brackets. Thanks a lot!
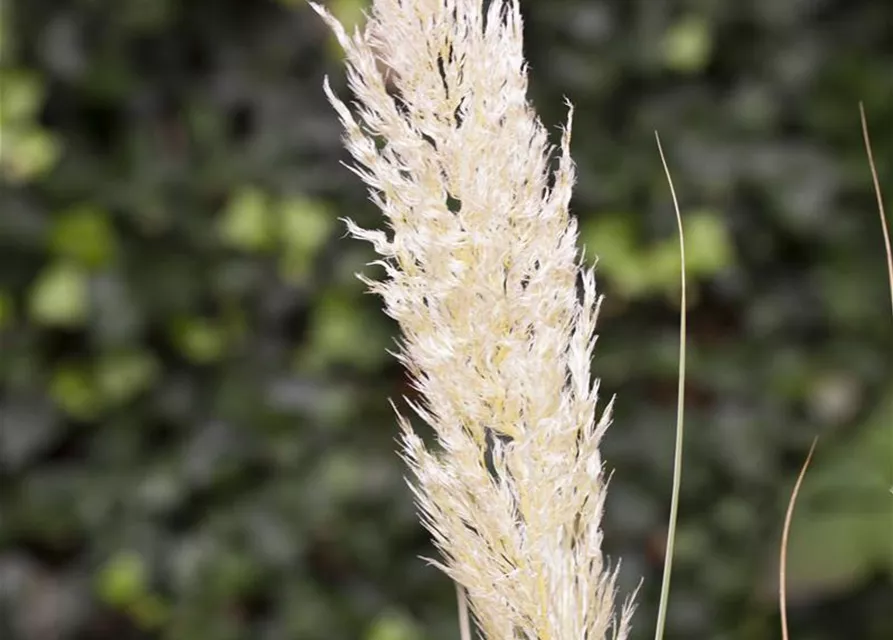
311,1,635,637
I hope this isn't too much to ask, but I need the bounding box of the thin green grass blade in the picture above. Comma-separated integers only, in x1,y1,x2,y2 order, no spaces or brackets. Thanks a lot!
653,132,687,640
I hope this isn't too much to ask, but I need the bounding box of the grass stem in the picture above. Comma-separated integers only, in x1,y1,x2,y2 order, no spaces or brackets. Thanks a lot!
653,132,687,640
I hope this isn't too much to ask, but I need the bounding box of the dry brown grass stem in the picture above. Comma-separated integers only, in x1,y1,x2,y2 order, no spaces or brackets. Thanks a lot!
859,102,893,320
779,437,818,640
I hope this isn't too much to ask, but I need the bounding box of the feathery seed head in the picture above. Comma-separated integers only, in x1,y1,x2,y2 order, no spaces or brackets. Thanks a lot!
311,1,635,637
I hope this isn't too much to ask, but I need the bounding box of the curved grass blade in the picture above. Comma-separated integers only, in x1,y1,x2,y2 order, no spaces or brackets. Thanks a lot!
859,102,892,320
779,438,818,640
653,132,687,640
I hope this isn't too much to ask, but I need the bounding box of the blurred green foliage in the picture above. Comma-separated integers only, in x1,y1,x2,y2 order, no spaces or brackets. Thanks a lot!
785,391,893,595
582,211,734,300
0,70,61,182
1,0,891,639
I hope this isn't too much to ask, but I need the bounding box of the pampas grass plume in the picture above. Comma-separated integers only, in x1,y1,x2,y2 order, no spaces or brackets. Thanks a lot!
311,2,636,637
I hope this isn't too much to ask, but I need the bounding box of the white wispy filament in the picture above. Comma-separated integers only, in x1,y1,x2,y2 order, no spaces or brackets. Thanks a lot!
311,1,634,637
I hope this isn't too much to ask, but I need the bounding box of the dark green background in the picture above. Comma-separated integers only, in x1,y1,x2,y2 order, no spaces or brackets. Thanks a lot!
1,0,891,638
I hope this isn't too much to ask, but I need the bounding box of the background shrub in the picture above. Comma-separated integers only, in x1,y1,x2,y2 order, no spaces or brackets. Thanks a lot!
1,1,890,638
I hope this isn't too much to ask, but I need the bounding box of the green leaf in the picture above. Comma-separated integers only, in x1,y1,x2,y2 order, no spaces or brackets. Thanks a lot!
219,187,274,252
580,214,651,296
280,196,332,251
685,212,733,275
278,196,334,280
96,350,160,405
663,16,713,74
581,212,732,300
50,205,118,268
366,610,423,640
0,71,43,124
50,362,101,420
1,127,60,182
171,317,228,363
300,293,387,371
28,262,89,327
97,551,149,608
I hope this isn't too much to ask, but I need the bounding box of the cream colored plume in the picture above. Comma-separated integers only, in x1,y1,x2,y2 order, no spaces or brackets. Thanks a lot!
310,1,634,637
